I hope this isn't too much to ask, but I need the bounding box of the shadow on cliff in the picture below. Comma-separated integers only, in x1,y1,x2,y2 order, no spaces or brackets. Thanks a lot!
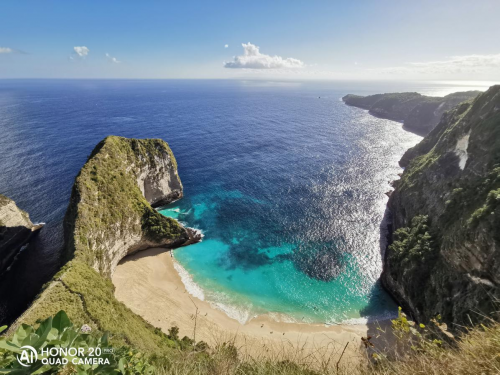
358,282,399,358
0,220,63,326
117,247,173,266
356,206,399,357
0,225,34,273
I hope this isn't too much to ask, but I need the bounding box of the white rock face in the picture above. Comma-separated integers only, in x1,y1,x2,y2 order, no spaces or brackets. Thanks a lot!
94,219,184,277
454,132,470,170
136,154,183,207
0,197,33,228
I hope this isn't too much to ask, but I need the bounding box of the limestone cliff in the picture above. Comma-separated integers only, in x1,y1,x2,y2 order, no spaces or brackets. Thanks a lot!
343,91,481,135
64,136,199,277
12,136,200,352
0,194,42,274
383,85,500,326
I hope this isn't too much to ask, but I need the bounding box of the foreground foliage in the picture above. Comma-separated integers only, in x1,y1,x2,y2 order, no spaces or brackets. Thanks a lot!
2,310,500,374
0,311,154,374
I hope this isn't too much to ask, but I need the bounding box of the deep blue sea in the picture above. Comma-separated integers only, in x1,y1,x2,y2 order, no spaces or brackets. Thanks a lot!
0,79,490,325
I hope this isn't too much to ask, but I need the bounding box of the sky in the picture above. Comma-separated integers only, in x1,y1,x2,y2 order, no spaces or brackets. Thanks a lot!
1,0,500,81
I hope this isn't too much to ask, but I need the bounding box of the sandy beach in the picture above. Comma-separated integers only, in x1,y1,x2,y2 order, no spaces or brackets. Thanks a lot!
113,248,393,364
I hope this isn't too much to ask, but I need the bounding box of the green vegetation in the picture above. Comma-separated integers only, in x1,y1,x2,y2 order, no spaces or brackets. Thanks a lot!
385,85,500,325
0,311,130,374
0,310,190,374
469,188,500,224
343,91,480,135
141,209,184,242
367,316,500,375
389,215,436,267
3,309,500,374
15,261,179,354
387,216,438,308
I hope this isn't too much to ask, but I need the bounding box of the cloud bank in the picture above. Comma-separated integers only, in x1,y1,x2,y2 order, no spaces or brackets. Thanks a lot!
378,53,500,75
106,53,121,63
0,47,13,54
73,46,89,58
224,43,304,69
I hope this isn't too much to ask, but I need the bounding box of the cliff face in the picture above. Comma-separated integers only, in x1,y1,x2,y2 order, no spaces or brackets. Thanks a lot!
64,136,199,277
343,91,481,135
383,85,500,326
0,194,42,274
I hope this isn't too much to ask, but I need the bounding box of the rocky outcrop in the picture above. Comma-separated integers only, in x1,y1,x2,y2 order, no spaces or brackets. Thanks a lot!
0,194,43,274
11,136,201,349
343,91,481,135
63,136,201,277
382,85,500,326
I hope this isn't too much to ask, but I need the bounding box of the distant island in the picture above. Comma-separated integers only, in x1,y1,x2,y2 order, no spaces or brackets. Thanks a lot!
342,91,481,135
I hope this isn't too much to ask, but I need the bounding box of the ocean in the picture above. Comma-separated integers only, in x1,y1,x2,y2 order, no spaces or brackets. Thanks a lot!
0,79,491,325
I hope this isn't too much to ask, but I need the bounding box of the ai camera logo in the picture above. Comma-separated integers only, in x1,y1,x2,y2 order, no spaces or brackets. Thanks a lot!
17,345,38,367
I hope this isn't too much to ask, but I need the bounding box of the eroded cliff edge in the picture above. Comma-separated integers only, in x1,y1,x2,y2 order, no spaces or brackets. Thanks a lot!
343,91,481,135
382,85,500,326
11,136,199,352
0,194,42,275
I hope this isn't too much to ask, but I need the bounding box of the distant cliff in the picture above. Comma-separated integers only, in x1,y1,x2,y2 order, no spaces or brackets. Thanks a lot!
383,85,500,326
12,136,200,352
0,194,42,275
343,91,481,135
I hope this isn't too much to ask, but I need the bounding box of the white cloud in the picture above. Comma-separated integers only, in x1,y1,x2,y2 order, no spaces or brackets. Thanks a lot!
224,44,229,48
376,53,500,75
73,46,89,58
224,43,304,69
106,53,121,64
0,47,13,54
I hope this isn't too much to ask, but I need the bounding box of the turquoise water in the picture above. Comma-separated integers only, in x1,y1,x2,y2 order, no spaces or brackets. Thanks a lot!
159,184,398,324
0,79,442,324
150,83,429,324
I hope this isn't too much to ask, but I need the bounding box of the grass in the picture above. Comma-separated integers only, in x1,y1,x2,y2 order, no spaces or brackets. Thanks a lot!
366,321,500,375
13,261,180,355
143,315,500,375
7,303,500,374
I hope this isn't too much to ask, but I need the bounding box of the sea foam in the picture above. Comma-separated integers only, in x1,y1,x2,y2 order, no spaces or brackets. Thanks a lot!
340,310,398,325
172,259,205,301
211,299,251,324
172,257,251,324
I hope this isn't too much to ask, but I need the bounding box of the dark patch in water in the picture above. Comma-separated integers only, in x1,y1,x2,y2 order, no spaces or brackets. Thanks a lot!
276,242,347,282
219,241,273,271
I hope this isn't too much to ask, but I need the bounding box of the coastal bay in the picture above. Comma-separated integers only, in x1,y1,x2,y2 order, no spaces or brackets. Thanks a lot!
113,247,390,362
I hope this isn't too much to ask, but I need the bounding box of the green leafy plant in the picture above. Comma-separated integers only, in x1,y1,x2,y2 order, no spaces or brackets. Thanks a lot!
0,311,154,374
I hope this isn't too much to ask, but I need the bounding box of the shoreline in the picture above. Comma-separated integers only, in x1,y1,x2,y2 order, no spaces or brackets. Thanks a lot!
171,254,396,327
113,248,395,361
